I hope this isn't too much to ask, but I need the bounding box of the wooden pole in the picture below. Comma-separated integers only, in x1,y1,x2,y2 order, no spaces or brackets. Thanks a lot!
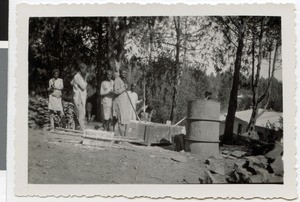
174,116,186,126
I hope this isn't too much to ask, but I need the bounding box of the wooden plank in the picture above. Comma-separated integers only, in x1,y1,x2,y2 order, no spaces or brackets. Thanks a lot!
144,124,171,145
84,128,144,143
50,130,83,138
84,135,144,143
56,127,83,134
125,121,147,141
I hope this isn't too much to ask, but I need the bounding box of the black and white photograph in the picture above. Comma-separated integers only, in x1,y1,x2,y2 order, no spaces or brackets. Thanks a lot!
26,15,284,185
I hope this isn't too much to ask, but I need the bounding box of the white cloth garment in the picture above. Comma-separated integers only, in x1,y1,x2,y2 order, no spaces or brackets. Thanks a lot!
48,78,63,111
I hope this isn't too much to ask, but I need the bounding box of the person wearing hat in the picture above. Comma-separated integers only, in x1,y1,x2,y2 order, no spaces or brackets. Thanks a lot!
71,63,89,130
48,69,64,131
113,68,131,136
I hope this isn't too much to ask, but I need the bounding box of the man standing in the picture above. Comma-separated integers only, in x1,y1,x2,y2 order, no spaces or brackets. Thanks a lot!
113,69,130,136
100,70,114,131
71,63,88,130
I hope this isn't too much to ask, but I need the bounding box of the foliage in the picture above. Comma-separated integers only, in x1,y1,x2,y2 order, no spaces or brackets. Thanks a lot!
29,16,283,127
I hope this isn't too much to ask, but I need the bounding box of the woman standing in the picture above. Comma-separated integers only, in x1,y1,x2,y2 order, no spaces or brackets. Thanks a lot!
100,70,114,131
48,69,64,131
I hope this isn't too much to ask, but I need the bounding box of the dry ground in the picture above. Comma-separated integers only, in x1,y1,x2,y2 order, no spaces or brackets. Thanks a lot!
29,128,231,184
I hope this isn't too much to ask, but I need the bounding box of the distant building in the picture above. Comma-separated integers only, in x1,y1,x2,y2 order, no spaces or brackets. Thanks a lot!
219,109,283,142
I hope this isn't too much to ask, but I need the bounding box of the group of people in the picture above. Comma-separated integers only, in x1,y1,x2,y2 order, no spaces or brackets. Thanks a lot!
47,62,147,136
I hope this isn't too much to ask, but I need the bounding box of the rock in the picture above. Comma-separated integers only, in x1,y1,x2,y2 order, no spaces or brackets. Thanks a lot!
221,150,230,155
206,172,227,184
265,142,283,161
267,173,283,183
255,155,269,168
227,162,251,183
210,153,224,160
200,170,213,184
252,165,270,182
231,150,247,158
183,175,201,184
226,155,237,160
171,155,187,163
270,157,283,176
245,156,268,169
28,96,75,129
245,156,261,167
205,158,225,175
184,169,211,184
249,175,264,183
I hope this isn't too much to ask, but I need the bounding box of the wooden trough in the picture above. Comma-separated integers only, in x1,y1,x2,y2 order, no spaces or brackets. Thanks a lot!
52,122,185,149
82,129,145,147
82,121,185,147
125,121,185,145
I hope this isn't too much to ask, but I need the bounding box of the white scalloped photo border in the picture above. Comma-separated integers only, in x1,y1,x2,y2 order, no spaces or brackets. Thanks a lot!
13,3,296,199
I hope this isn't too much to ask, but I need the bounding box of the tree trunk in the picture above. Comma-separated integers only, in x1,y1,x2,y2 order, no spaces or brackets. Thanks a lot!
169,17,181,124
247,18,265,132
96,18,104,121
222,18,245,145
107,17,116,72
246,18,282,133
107,17,127,73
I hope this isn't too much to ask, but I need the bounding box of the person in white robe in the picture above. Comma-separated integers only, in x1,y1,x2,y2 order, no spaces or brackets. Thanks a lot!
71,63,88,130
113,69,130,136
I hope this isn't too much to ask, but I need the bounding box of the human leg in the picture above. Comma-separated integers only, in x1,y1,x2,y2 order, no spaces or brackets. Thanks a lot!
106,119,112,131
78,103,86,130
50,110,55,130
118,123,126,137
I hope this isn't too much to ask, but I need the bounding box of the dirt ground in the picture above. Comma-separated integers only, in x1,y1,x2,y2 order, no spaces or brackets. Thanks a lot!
29,128,235,184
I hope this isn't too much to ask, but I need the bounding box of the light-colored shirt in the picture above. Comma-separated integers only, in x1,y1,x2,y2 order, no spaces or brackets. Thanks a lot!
100,80,114,96
71,72,87,105
100,80,114,105
48,78,63,111
49,78,63,97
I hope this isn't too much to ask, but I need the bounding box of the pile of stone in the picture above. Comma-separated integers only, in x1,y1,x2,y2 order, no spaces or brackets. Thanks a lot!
62,101,75,129
199,142,283,184
28,96,50,129
226,142,283,183
28,96,75,129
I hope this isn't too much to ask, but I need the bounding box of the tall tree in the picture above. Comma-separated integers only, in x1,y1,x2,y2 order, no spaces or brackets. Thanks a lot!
169,16,182,124
247,17,281,131
213,16,247,144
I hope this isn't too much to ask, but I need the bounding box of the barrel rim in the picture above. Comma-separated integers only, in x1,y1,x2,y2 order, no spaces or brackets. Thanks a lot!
186,118,221,122
185,137,220,143
187,99,220,104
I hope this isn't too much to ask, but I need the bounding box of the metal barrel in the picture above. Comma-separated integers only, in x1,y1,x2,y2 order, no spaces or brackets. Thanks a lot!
185,99,220,156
